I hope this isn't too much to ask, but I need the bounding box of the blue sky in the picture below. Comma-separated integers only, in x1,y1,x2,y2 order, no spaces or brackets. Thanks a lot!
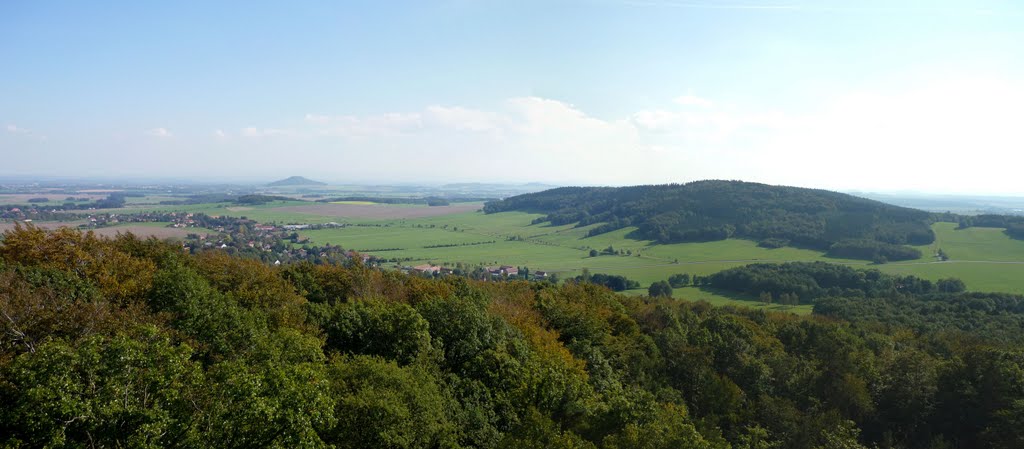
2,1,1023,193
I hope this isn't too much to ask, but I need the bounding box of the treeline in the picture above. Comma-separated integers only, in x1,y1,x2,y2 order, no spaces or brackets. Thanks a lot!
957,214,1024,229
157,193,291,205
1,226,1022,448
483,181,935,259
707,262,966,304
573,272,640,291
958,214,1024,240
234,194,292,205
422,240,496,249
158,193,235,205
825,239,922,262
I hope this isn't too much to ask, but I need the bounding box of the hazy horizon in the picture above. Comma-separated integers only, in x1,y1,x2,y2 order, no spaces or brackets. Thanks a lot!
5,173,1024,201
3,1,1023,195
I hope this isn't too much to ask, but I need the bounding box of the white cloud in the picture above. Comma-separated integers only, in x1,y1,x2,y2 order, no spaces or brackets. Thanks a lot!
214,129,228,139
502,97,644,170
294,97,650,184
241,127,293,138
180,79,1024,192
744,77,1024,193
303,114,331,124
424,105,504,132
148,127,173,138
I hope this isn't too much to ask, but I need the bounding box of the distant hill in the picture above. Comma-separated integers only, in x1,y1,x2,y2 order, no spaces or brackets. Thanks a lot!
267,176,327,187
484,180,936,260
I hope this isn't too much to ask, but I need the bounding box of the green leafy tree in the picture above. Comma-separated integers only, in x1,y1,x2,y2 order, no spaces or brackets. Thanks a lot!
197,329,335,449
2,327,203,448
602,404,726,449
313,298,433,365
324,355,458,449
648,281,673,298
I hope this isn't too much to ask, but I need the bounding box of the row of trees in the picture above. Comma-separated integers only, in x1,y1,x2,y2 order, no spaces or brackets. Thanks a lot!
955,214,1024,240
573,270,640,291
825,239,922,262
706,262,966,304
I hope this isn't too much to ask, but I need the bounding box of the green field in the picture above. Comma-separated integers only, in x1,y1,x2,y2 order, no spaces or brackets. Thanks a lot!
298,211,856,282
292,211,1024,297
35,198,1024,308
874,222,1024,293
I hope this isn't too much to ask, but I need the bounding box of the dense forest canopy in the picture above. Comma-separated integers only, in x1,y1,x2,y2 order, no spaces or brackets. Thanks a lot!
484,181,936,258
1,226,1023,448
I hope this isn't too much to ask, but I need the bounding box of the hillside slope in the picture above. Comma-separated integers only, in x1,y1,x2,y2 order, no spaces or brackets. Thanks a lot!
484,180,935,257
267,175,327,186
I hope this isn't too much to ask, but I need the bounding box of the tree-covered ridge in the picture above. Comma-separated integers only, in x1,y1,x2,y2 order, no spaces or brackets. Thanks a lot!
483,181,935,257
1,226,1022,449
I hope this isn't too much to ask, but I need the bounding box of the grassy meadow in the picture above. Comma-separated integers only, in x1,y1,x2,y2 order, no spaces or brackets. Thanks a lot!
16,195,1024,307
291,209,1024,297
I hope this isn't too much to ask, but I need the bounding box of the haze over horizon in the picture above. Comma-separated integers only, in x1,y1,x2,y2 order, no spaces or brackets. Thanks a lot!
2,1,1023,195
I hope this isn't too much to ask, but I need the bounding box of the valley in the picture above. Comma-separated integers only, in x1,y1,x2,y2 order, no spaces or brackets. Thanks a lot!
6,181,1024,313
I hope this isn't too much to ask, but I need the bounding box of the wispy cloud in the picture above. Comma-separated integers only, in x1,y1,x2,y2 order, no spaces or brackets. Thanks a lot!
5,123,48,141
6,124,30,134
148,127,173,138
240,127,293,138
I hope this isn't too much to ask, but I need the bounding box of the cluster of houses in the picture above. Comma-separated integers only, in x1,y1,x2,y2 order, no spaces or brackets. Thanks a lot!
484,266,549,279
82,211,211,230
403,263,549,280
407,264,452,276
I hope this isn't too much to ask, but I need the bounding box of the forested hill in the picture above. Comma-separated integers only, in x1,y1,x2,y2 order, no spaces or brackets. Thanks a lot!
484,181,936,256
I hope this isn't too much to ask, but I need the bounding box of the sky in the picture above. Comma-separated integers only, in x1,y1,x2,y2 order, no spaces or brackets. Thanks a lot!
1,0,1023,194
